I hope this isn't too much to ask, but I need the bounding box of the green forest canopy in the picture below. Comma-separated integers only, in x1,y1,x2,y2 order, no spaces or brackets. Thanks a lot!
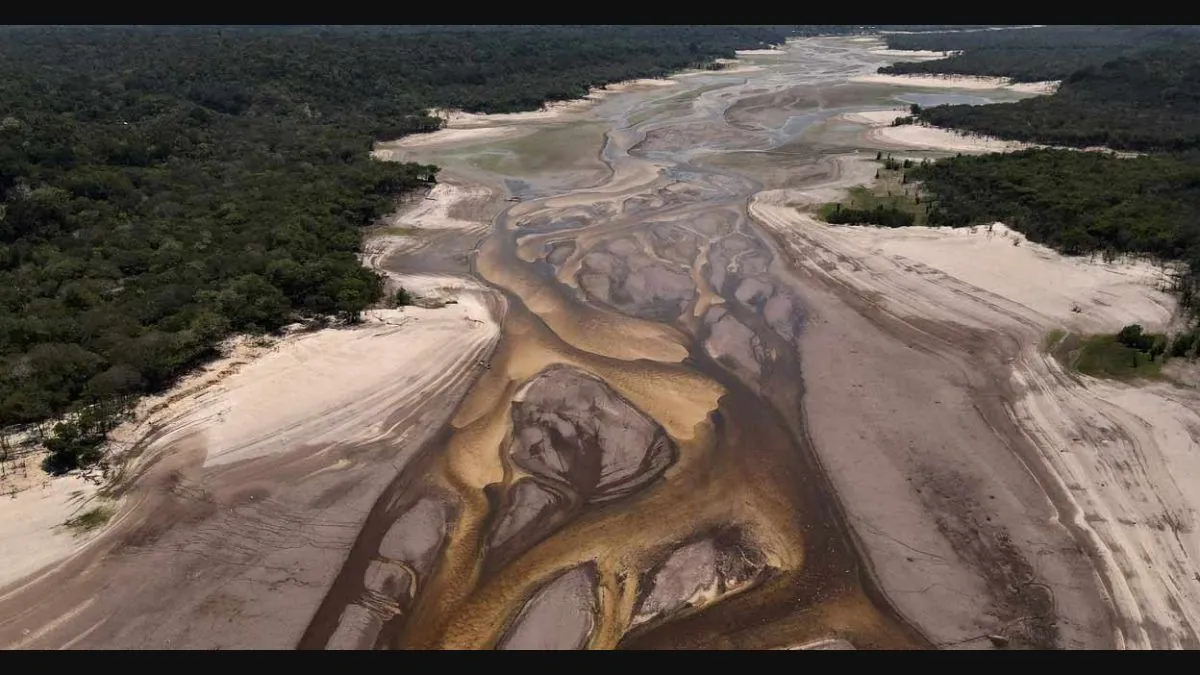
910,43,1200,153
1,24,821,471
878,25,1200,82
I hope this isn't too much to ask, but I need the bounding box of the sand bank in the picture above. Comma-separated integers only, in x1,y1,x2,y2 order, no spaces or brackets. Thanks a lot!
1014,355,1200,648
735,48,787,56
851,73,1060,95
868,48,955,59
751,166,1197,646
375,126,525,153
837,109,1033,153
839,109,1141,158
0,462,101,593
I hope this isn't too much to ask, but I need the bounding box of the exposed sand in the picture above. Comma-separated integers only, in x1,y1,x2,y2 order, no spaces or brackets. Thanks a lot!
708,65,765,75
0,461,102,593
880,124,1031,154
117,180,501,471
735,48,786,56
838,109,1033,153
851,73,1060,95
841,109,1142,158
839,110,913,127
751,155,1199,646
140,299,493,470
826,222,1176,333
375,126,526,153
868,48,956,59
424,78,680,130
1014,356,1200,649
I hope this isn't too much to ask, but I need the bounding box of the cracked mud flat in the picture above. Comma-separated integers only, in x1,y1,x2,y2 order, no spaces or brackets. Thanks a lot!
3,36,1193,651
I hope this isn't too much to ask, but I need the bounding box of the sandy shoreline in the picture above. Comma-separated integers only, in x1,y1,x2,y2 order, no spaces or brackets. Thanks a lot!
840,109,1032,154
840,109,1140,157
852,73,1060,95
425,78,680,131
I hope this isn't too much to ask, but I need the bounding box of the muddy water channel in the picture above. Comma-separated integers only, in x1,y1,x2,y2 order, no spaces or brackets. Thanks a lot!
301,38,975,650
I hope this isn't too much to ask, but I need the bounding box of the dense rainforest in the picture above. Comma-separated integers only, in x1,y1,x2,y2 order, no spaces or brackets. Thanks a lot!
878,25,1200,82
1,24,822,472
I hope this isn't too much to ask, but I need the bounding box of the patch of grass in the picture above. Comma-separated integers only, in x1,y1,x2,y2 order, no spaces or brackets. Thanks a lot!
1053,333,1163,381
379,226,420,237
64,505,113,533
1042,328,1067,353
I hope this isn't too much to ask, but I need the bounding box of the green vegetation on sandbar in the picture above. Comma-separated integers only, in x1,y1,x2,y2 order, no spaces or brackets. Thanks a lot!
1045,324,1200,381
818,157,927,228
1066,335,1163,380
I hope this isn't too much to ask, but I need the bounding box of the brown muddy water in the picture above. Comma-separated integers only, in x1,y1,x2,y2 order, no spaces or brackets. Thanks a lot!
299,38,976,650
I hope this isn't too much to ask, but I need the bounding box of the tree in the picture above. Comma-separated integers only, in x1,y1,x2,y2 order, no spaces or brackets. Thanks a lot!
215,274,292,332
1117,324,1150,351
